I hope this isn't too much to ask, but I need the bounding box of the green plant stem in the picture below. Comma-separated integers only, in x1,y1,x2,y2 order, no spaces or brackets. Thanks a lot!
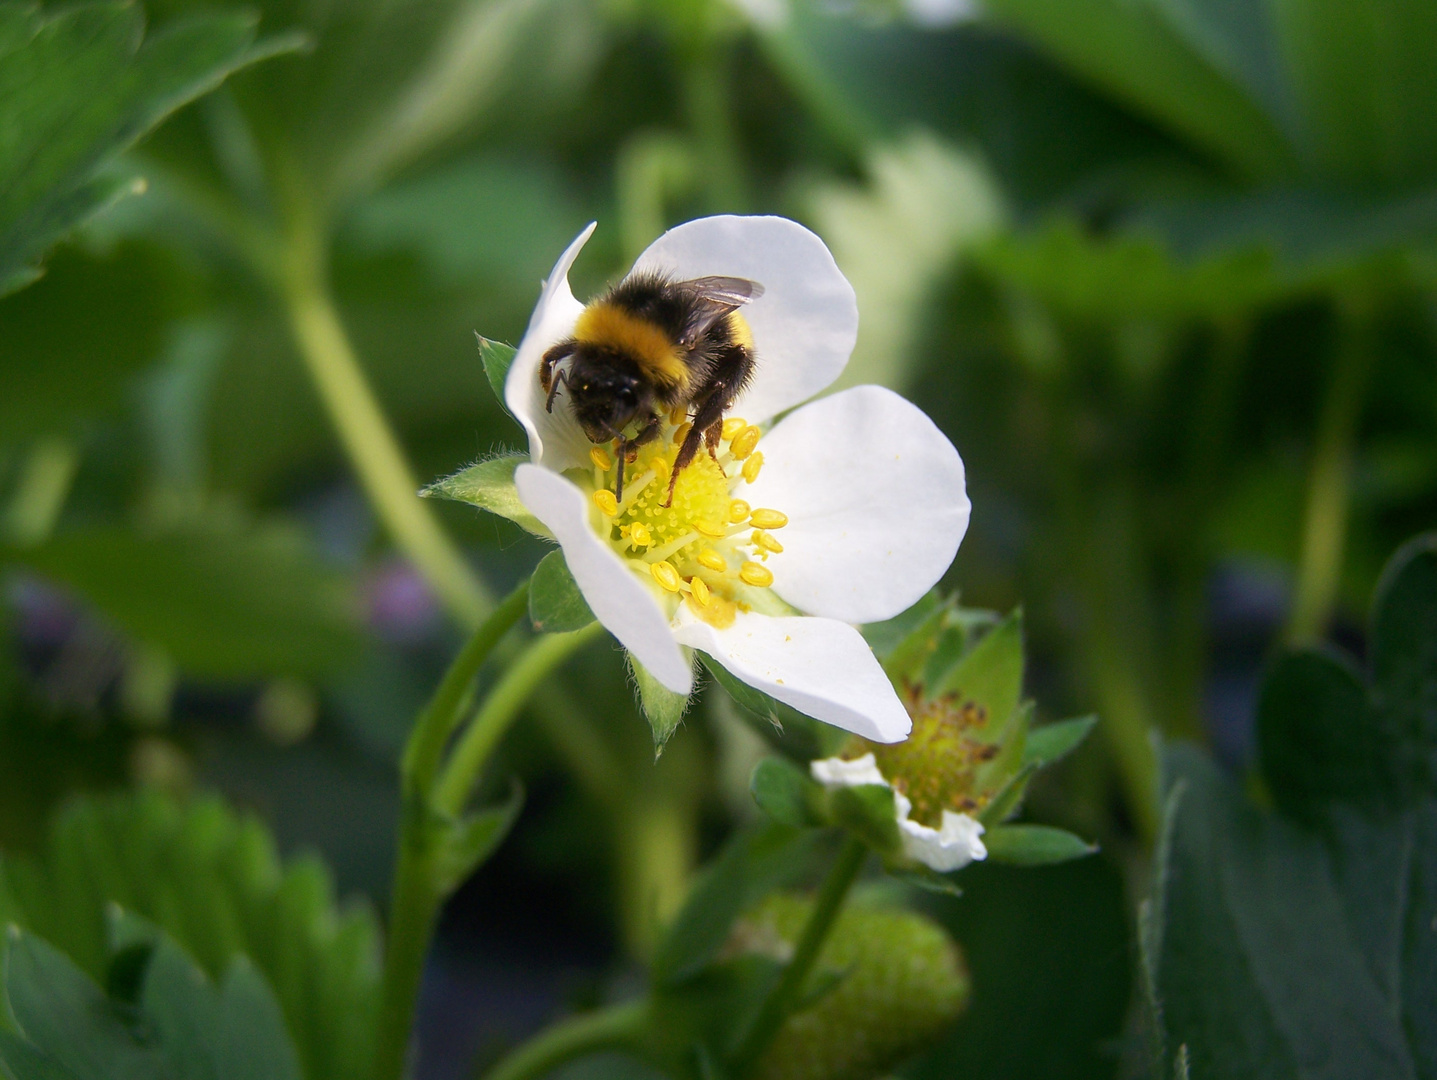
278,217,491,628
1285,305,1374,646
480,1001,649,1080
728,836,867,1076
403,579,531,794
4,436,78,547
434,622,604,818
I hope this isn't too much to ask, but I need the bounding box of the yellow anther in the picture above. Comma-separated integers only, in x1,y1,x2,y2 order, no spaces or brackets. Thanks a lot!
593,489,618,516
590,446,614,472
651,561,682,592
670,406,687,426
740,561,774,587
630,523,653,547
694,518,727,538
689,576,711,606
721,417,748,440
697,548,727,572
728,499,751,523
729,425,761,459
742,452,764,484
749,508,788,530
673,422,692,446
752,530,784,553
649,456,670,483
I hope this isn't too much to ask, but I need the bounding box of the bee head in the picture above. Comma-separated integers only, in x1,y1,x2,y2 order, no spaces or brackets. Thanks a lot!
568,355,651,443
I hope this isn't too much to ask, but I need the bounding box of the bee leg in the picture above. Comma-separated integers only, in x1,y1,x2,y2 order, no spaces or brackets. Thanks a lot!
703,419,723,459
664,401,722,507
612,417,661,504
544,368,569,413
540,341,576,410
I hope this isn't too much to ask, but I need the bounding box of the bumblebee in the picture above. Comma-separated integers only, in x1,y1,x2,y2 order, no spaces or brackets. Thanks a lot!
540,272,764,505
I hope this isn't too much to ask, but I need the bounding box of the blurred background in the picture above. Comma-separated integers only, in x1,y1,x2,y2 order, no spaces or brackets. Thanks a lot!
3,0,1436,1076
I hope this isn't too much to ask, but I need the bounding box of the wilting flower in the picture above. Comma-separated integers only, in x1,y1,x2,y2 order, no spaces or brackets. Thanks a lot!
506,215,969,743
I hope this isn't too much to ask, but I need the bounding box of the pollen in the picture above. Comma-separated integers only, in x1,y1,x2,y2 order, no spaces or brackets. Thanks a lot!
593,489,618,516
721,417,748,440
749,508,788,530
740,562,774,587
729,425,761,460
651,561,682,592
697,548,727,571
742,452,764,484
752,530,783,553
729,499,751,523
590,446,614,472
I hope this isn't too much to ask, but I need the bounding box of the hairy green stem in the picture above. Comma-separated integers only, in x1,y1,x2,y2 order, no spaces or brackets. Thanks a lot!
434,622,604,817
1285,305,1374,646
729,837,867,1076
480,1001,649,1080
278,217,491,629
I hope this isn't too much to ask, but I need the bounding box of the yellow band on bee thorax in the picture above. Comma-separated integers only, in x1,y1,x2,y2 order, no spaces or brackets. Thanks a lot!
573,302,691,389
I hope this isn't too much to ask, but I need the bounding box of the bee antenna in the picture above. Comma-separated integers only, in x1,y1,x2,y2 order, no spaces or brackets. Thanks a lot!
614,437,626,504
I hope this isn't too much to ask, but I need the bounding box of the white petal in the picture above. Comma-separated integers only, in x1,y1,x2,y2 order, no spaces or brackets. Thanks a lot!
505,223,598,471
810,753,888,788
631,216,857,424
898,810,987,873
514,464,692,693
742,385,969,624
674,608,910,742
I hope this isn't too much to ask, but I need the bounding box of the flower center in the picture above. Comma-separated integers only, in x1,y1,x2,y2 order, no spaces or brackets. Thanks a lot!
580,415,787,628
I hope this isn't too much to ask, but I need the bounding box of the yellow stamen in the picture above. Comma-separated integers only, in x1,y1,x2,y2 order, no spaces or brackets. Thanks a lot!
593,489,618,516
649,456,670,483
740,562,774,587
752,530,783,553
673,422,692,446
630,523,653,547
749,508,788,530
651,561,682,592
697,548,727,572
589,446,613,472
728,499,750,523
721,417,748,440
742,452,764,484
689,576,711,606
729,425,761,460
670,406,687,426
694,518,727,538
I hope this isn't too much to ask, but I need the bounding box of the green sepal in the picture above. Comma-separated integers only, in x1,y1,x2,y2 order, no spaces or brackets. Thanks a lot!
528,550,595,633
629,653,691,756
1024,715,1098,768
419,454,550,537
974,699,1032,794
479,337,517,411
429,781,524,895
749,757,825,828
827,785,901,857
978,762,1039,828
702,657,848,762
869,594,950,682
931,608,1024,738
888,867,963,897
983,824,1097,866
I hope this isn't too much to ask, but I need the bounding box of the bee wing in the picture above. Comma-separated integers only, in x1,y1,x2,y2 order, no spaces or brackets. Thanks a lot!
678,276,765,347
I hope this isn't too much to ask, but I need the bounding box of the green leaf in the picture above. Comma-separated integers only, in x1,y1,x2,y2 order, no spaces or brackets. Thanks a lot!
977,763,1038,828
1023,715,1098,768
628,653,691,755
827,785,901,857
931,609,1024,738
420,453,550,537
982,825,1097,866
651,823,822,986
889,867,963,897
0,4,294,295
431,782,525,894
0,1030,80,1080
479,337,518,413
7,524,364,679
529,550,595,633
1372,533,1437,797
702,657,850,762
749,758,824,828
0,791,380,1080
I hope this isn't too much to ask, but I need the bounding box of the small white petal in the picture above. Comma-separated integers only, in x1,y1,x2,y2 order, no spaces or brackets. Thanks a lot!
810,753,888,788
743,385,969,624
632,216,857,424
898,810,987,873
514,464,693,693
674,608,910,742
505,223,598,471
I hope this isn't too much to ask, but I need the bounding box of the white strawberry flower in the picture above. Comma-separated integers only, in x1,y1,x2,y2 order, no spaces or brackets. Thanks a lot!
505,215,970,743
811,753,988,872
